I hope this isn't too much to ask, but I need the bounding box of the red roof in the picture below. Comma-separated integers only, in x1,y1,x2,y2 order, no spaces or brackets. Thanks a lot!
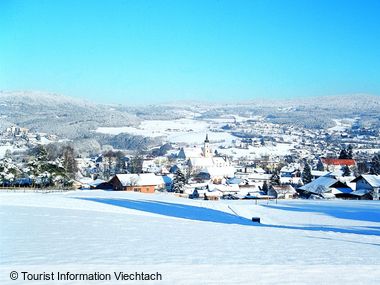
321,158,356,166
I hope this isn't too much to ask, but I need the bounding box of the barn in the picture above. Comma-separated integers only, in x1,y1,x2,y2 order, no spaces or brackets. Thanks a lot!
108,173,163,193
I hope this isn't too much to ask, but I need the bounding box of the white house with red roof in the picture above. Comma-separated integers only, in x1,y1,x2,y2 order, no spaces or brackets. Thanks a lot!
320,158,356,172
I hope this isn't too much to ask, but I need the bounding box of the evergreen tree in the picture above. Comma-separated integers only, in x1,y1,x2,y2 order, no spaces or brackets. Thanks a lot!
261,181,269,194
357,161,369,175
351,166,359,177
342,165,351,177
128,155,143,174
347,144,353,159
172,169,186,193
115,151,127,173
339,148,348,159
62,145,77,179
316,159,325,171
27,145,71,187
370,153,380,175
302,161,313,184
34,145,48,162
284,155,295,164
270,171,280,185
103,150,115,177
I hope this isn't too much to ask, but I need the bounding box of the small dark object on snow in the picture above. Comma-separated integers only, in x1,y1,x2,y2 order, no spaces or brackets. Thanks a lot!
252,217,261,223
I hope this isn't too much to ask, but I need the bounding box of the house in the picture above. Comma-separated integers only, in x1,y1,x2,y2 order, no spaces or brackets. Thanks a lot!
351,175,380,200
226,177,243,185
209,183,240,196
188,157,230,173
160,174,174,191
350,189,373,200
268,185,297,199
142,159,159,173
184,183,209,195
142,157,168,173
298,176,353,199
235,166,266,174
280,165,300,178
78,178,106,189
177,147,203,160
108,173,163,193
245,173,272,183
320,158,356,172
196,166,235,183
311,170,331,180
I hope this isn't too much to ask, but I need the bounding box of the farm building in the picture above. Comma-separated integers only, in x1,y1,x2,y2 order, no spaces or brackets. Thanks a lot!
108,173,164,193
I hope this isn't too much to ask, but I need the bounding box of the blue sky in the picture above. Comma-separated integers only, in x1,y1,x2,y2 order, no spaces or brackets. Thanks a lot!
1,0,379,104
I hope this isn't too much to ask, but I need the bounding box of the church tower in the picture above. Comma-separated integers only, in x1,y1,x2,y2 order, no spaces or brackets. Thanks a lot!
203,134,212,158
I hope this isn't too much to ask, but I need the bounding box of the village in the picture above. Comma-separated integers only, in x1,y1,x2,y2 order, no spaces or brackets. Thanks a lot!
79,133,380,201
1,120,379,201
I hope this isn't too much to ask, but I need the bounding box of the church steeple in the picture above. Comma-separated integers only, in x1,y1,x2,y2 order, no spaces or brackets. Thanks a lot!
203,134,212,158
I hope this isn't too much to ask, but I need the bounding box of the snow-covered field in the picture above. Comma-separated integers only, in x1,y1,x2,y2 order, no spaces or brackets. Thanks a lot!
218,143,294,159
96,118,236,144
328,118,357,132
1,191,380,284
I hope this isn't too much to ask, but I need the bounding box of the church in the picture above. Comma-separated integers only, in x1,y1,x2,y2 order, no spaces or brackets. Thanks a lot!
177,134,232,176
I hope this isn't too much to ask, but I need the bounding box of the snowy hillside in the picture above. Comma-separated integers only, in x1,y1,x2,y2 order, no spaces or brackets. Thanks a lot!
0,91,140,138
1,191,380,284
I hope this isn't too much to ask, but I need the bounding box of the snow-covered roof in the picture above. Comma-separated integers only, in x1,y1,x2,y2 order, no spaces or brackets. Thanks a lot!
189,157,214,167
299,176,338,194
139,173,165,186
311,170,330,177
253,167,266,174
212,157,230,166
358,175,380,187
115,173,163,186
178,147,203,159
351,189,372,196
247,173,272,181
280,177,302,184
115,174,138,186
204,191,222,197
271,185,296,194
226,177,243,184
280,164,300,173
272,185,296,192
336,176,356,184
142,160,156,167
321,158,356,166
210,184,240,193
200,166,235,178
88,179,106,187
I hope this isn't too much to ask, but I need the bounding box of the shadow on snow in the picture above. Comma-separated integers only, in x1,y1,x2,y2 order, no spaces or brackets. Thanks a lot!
76,197,254,226
75,197,380,236
262,203,380,223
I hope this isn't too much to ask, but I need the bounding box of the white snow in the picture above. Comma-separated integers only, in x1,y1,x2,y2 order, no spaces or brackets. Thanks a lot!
96,118,236,144
0,146,27,159
1,191,380,284
218,143,294,159
328,118,356,132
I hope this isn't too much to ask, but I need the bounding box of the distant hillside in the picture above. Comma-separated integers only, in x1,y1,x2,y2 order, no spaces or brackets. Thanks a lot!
0,91,140,138
193,94,380,129
1,91,379,151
